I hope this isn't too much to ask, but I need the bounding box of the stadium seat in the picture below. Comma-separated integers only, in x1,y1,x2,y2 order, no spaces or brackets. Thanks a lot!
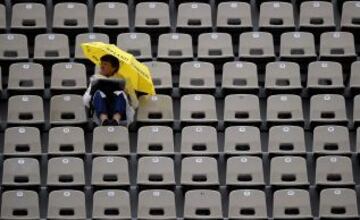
353,94,360,127
11,3,46,37
181,126,218,156
268,126,306,156
341,1,360,39
47,190,86,219
137,157,175,187
135,2,170,34
157,33,193,63
1,190,40,220
273,189,312,219
181,157,219,187
7,95,44,127
92,190,131,219
313,125,351,155
0,34,29,65
74,33,109,61
137,94,174,126
350,61,360,94
48,126,85,156
137,126,174,156
3,127,42,156
224,126,262,156
92,126,130,156
228,190,267,219
137,190,176,219
0,4,5,33
197,32,234,63
2,158,40,187
117,33,152,61
315,156,354,186
143,61,173,94
47,157,85,187
183,190,223,219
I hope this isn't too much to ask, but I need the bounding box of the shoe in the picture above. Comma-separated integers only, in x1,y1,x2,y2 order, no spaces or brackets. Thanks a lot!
101,119,111,126
110,119,120,126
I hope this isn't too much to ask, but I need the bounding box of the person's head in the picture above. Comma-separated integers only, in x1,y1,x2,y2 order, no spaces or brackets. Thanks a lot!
100,55,120,77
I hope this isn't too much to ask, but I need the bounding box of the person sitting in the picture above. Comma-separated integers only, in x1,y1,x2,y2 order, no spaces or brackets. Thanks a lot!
83,54,136,126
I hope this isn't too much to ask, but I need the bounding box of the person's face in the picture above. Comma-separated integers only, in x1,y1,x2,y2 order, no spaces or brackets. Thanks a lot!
100,61,117,77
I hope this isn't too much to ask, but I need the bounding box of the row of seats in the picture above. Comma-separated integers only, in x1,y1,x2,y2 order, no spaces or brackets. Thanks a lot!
1,1,360,38
1,155,357,187
2,188,358,219
0,31,357,67
1,61,360,96
3,125,360,156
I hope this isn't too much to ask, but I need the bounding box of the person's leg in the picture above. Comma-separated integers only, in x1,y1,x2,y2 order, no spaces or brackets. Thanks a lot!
92,90,110,125
112,91,127,124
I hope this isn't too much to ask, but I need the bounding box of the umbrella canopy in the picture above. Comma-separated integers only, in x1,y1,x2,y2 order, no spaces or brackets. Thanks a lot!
81,42,156,95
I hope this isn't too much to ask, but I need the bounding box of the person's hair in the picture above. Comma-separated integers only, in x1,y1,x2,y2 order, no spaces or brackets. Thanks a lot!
100,55,120,73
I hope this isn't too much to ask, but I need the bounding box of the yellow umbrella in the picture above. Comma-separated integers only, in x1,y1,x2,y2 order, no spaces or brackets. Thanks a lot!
81,42,156,95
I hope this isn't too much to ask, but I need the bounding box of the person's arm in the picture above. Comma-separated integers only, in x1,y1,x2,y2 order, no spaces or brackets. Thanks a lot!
83,75,97,108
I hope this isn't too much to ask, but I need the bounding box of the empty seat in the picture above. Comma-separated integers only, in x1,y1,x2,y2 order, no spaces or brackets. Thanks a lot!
313,125,351,155
47,157,85,187
226,156,265,187
319,32,356,66
357,127,360,153
3,127,41,156
319,188,358,219
224,94,261,127
91,156,129,187
138,190,176,219
180,94,217,127
181,157,219,187
74,33,109,61
273,189,312,219
307,61,345,93
7,95,44,127
143,61,173,94
309,94,347,127
136,94,174,126
181,126,218,156
117,33,152,60
0,34,29,63
2,158,40,187
270,156,309,187
266,94,304,126
197,32,234,63
224,126,262,155
280,32,317,65
93,190,131,219
47,190,86,219
353,95,360,127
350,61,360,94
316,156,354,186
157,33,193,63
135,2,170,33
216,2,252,34
222,61,259,94
137,126,174,156
0,4,5,33
268,126,306,155
179,61,216,94
341,1,360,38
8,62,45,95
92,126,130,156
137,156,175,186
50,94,87,126
1,190,40,220
239,32,275,66
50,62,87,94
265,62,302,94
176,3,212,36
48,126,85,155
184,190,223,219
228,190,267,219
34,34,70,64
11,3,46,35
299,1,335,37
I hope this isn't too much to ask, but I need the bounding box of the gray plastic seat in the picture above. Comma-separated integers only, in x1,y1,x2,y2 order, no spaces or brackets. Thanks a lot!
350,61,360,94
180,94,217,127
7,95,44,127
47,157,85,187
313,125,351,155
224,126,262,155
341,1,360,37
221,61,259,94
137,156,175,187
143,61,172,94
4,127,41,156
197,32,234,63
91,156,130,187
357,127,360,153
273,189,312,219
239,32,275,65
228,189,267,219
138,190,176,220
270,156,309,187
181,126,218,156
181,157,219,187
179,61,216,94
92,190,131,220
50,94,87,126
226,156,265,187
268,126,306,155
8,62,44,95
48,126,85,156
135,2,170,33
309,94,347,127
266,94,304,126
0,4,5,33
47,190,86,219
353,94,360,127
117,33,152,61
92,126,130,156
137,94,174,126
315,156,354,186
0,34,29,63
2,158,40,187
216,2,252,34
50,62,87,94
319,188,359,219
1,190,40,220
280,32,316,65
307,61,345,94
34,33,70,63
184,190,223,219
137,126,174,156
157,33,193,63
224,94,261,127
74,33,109,61
11,3,46,35
176,3,212,36
265,62,302,94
